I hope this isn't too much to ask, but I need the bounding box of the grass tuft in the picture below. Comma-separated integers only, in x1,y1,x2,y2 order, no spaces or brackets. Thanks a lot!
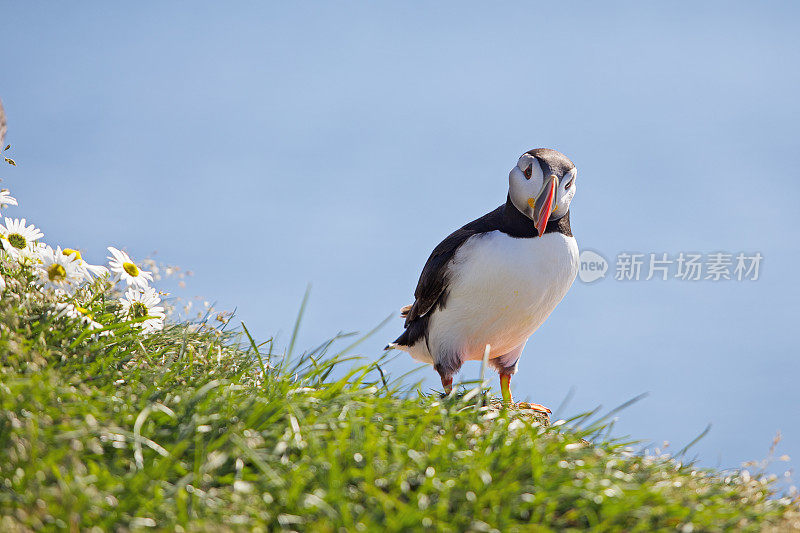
1,276,799,531
0,202,793,530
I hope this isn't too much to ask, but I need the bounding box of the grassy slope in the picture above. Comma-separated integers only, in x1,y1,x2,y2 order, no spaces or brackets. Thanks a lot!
0,285,799,531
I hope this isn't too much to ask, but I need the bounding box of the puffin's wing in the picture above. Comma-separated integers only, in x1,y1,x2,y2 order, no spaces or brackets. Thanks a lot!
403,236,462,325
403,205,504,327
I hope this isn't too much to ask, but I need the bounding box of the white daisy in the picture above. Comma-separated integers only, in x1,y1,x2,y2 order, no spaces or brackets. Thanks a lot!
54,301,82,320
108,246,153,289
0,189,17,209
119,287,165,333
54,302,108,334
107,247,153,289
62,248,109,281
38,246,82,292
0,218,44,262
27,242,49,263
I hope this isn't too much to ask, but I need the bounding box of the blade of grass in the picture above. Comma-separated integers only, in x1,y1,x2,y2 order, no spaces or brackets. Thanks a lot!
284,284,311,369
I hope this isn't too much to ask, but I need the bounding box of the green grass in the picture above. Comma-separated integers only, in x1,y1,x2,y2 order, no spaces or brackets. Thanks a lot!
0,272,799,531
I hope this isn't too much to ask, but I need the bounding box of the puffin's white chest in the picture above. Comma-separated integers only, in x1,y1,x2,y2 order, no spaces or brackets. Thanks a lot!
429,231,579,361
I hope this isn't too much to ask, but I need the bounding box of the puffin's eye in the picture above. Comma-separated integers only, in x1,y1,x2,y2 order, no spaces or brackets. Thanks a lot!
564,178,574,190
523,165,532,179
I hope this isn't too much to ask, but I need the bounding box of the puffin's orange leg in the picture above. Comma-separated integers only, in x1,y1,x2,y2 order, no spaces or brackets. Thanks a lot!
500,374,513,404
441,375,453,396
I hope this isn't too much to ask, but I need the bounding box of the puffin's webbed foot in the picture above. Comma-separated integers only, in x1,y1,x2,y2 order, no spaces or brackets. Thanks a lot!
516,402,552,415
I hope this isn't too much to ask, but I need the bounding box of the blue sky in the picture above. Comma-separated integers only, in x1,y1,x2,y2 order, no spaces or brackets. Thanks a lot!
2,2,799,478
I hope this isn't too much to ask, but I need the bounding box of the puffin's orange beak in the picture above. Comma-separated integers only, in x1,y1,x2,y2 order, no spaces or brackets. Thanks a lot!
534,174,558,237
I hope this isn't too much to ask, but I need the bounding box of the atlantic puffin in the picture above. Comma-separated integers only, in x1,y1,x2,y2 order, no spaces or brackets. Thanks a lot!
388,148,579,414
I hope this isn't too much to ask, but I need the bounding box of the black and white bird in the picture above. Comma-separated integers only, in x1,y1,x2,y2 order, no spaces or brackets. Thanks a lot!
388,148,579,413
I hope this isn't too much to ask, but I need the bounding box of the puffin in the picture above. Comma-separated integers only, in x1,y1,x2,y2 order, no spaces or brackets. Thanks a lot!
388,148,579,414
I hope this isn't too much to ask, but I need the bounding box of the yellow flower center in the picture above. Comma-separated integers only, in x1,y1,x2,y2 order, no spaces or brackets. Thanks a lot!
130,302,148,319
8,233,26,250
47,263,67,282
123,262,140,277
63,248,82,261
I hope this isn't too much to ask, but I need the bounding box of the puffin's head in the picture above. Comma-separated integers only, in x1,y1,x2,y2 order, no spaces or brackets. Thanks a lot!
508,148,576,236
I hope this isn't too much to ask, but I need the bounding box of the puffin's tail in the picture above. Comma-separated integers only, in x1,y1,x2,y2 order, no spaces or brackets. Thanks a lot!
387,326,415,350
385,304,415,350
